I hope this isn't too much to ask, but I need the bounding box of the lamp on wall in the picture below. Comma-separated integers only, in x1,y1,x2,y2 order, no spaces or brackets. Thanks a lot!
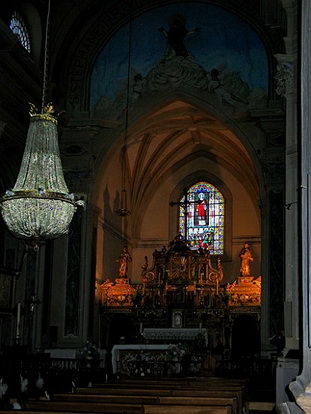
0,0,82,249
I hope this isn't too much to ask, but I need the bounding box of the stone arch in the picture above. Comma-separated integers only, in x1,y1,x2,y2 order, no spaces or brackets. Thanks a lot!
92,94,262,282
51,0,286,113
92,92,263,210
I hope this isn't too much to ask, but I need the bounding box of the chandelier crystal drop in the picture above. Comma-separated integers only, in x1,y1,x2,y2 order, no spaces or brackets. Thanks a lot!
0,108,82,246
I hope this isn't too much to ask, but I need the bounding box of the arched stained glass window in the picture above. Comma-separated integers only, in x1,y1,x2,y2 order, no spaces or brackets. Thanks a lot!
179,182,225,254
10,11,31,53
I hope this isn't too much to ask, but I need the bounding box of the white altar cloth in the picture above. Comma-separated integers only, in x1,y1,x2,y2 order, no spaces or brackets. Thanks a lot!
111,344,171,374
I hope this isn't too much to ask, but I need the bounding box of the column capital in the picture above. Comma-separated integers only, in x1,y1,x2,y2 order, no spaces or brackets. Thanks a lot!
274,55,296,98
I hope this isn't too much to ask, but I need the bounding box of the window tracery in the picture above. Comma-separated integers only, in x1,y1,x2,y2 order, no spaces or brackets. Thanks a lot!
10,11,31,53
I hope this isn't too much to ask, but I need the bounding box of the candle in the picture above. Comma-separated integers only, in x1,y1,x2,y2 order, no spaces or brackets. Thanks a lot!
140,322,143,334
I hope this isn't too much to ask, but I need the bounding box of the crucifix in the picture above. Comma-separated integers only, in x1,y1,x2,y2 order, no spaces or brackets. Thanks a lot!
170,187,202,242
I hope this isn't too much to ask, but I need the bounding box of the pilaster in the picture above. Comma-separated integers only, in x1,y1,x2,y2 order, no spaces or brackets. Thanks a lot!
276,0,310,412
274,46,298,357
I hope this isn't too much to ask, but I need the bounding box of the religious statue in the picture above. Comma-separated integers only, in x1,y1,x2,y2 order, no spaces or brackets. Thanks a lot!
239,243,253,276
159,15,200,60
116,246,132,278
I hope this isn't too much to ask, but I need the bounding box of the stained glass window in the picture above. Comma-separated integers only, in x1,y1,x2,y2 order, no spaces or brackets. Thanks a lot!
179,182,224,254
10,11,31,53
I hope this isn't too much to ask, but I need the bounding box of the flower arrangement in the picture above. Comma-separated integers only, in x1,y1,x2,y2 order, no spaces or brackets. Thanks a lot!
80,340,100,359
167,342,188,361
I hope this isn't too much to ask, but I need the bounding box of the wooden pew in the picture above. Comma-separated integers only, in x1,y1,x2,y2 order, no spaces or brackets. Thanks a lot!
25,400,232,414
72,388,242,413
117,377,248,390
116,377,248,389
22,407,230,414
69,389,245,414
87,378,248,394
25,400,144,413
75,382,246,414
144,407,231,414
24,377,247,414
55,392,237,411
13,412,79,414
90,378,248,398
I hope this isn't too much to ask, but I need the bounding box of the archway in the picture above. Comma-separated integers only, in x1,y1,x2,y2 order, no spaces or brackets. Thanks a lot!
93,97,261,284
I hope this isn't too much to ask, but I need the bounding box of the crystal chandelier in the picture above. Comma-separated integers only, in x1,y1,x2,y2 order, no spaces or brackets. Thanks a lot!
0,105,82,248
0,0,82,248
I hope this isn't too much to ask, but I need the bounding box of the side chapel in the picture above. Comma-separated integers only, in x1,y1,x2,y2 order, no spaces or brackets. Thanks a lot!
0,0,310,413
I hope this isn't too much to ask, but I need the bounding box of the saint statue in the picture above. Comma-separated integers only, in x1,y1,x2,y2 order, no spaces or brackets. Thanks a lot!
159,15,200,60
239,243,253,276
116,246,132,278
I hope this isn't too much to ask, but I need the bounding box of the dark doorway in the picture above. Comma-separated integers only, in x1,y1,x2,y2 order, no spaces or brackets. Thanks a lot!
231,314,260,360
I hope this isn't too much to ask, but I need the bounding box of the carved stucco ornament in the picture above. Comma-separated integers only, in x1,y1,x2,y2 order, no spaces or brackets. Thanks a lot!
274,62,295,98
145,55,208,92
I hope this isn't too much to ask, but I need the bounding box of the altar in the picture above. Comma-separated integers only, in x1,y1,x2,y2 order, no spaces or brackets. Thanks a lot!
111,344,171,374
111,341,210,377
99,241,262,373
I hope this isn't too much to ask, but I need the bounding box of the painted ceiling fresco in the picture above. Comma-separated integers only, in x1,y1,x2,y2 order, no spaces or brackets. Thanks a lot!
90,2,269,117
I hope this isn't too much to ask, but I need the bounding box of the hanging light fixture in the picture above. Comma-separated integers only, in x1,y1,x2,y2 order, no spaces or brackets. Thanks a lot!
116,0,133,217
0,0,82,248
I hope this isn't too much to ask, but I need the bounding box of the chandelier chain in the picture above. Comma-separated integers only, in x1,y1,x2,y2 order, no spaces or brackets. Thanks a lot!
42,0,51,111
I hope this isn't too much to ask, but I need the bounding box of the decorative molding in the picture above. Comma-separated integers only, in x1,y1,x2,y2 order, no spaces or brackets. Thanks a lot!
274,58,296,98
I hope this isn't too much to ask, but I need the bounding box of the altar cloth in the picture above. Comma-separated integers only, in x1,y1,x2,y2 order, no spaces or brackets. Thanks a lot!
111,344,171,373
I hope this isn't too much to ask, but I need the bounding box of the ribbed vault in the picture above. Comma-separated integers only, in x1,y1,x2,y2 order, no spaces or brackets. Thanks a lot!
95,98,260,245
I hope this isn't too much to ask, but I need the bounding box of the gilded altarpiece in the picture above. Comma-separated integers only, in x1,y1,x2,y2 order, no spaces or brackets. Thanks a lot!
99,240,261,377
